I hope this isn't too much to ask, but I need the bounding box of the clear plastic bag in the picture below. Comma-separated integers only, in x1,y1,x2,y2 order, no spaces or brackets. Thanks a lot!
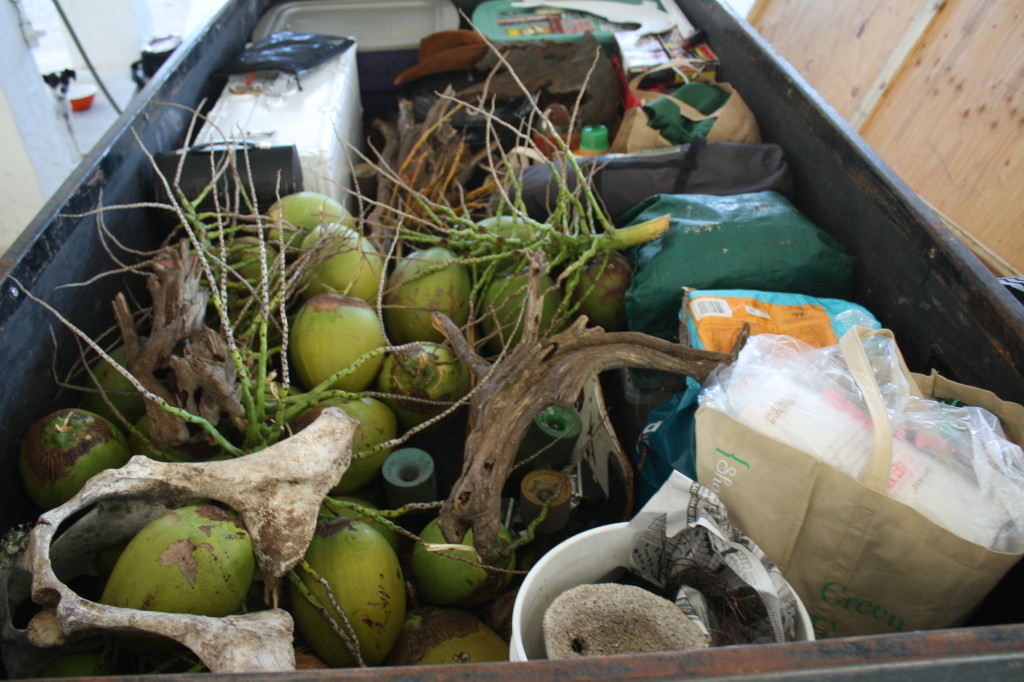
700,333,1024,553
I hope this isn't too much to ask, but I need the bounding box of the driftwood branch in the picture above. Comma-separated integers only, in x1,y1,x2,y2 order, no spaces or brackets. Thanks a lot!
436,252,734,558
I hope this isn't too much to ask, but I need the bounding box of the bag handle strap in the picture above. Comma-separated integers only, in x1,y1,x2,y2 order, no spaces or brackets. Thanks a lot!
672,134,707,193
839,327,898,492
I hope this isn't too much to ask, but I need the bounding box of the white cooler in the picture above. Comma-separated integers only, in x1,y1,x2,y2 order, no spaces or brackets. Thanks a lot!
193,42,362,211
251,0,461,118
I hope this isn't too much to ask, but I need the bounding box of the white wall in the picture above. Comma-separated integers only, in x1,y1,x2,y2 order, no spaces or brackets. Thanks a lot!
0,93,46,254
57,0,150,70
724,0,757,16
0,0,80,256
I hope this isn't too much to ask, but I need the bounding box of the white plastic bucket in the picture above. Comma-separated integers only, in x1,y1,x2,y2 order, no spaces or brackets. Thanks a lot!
510,522,815,661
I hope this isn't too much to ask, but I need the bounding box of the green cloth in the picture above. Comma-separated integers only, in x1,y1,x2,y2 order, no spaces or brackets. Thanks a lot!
672,81,732,114
642,82,731,144
620,192,856,342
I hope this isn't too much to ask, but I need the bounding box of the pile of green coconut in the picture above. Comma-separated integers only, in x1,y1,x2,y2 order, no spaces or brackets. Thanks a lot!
13,138,670,675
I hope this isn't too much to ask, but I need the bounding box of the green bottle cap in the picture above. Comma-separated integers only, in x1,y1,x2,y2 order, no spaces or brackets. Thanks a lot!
579,124,609,152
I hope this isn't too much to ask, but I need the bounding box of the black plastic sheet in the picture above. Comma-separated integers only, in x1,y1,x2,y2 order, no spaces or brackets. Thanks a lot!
220,31,355,76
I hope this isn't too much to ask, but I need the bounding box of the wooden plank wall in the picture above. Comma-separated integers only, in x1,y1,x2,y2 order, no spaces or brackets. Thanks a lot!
748,0,1024,276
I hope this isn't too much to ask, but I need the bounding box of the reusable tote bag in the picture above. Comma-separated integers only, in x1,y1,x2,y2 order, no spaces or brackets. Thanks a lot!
695,327,1024,639
611,62,761,153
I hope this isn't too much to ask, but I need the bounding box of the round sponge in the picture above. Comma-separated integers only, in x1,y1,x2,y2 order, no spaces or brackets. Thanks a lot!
543,583,710,659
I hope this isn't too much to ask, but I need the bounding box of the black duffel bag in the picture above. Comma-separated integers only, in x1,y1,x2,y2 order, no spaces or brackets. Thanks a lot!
516,135,793,222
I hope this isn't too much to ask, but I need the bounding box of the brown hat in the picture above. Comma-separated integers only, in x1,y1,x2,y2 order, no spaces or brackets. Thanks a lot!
393,29,489,86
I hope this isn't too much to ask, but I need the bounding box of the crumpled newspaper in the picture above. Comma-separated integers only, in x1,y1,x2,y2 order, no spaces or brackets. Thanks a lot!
627,471,807,645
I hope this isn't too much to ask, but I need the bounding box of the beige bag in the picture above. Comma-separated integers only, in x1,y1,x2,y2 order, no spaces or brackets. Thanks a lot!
628,58,713,104
695,328,1024,639
611,63,761,153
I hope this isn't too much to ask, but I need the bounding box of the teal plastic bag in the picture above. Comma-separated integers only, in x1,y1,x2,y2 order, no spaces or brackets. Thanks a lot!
621,192,855,342
633,376,702,508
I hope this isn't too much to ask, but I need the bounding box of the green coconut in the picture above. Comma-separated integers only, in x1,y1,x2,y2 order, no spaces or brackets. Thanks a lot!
376,342,471,430
301,223,384,302
266,191,352,250
291,396,397,494
127,413,186,461
289,518,406,667
79,345,145,426
410,518,515,606
476,215,538,243
127,414,226,462
573,251,632,331
20,408,131,510
290,294,385,392
383,608,509,666
330,495,400,550
480,269,565,354
227,235,280,283
383,247,470,345
100,503,255,617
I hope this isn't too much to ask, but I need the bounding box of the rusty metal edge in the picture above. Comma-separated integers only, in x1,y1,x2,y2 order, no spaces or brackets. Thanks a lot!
38,623,1019,680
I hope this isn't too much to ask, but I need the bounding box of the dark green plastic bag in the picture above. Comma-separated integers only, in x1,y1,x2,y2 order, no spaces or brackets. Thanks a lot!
621,192,855,342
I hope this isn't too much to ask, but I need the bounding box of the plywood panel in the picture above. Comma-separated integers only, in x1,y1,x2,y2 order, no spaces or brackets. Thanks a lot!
860,0,1024,272
748,0,921,120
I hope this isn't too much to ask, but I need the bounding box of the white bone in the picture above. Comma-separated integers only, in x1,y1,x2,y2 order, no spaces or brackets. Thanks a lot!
3,407,355,675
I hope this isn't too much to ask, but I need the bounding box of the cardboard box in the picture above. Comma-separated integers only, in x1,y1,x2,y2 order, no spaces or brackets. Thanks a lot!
614,25,720,83
472,0,694,48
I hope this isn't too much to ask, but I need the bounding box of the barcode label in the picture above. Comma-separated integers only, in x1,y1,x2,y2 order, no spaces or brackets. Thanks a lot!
690,297,732,321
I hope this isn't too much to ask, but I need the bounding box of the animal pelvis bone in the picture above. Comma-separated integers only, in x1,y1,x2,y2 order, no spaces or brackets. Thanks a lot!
8,406,356,675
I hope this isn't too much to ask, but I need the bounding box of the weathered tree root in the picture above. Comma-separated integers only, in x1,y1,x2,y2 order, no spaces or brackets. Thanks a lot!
435,251,736,558
112,240,244,447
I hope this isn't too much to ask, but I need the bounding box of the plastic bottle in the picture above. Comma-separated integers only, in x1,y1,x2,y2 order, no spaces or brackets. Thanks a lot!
574,124,610,157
